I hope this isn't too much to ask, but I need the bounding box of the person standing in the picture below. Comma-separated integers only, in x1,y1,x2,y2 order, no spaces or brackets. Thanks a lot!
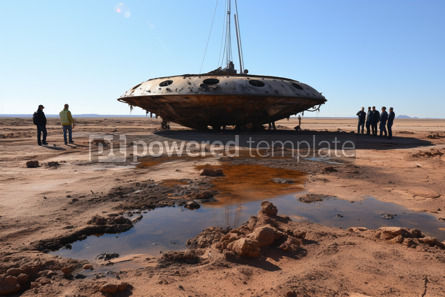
356,107,366,134
33,105,48,146
365,106,372,135
59,104,75,144
371,106,380,136
387,107,395,139
379,107,388,137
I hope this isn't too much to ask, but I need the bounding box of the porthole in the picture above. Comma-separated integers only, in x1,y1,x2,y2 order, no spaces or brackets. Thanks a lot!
292,83,303,90
203,78,219,85
249,80,265,87
159,80,173,87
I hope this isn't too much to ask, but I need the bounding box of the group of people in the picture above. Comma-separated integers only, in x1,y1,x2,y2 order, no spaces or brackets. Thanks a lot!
356,106,395,139
33,104,75,146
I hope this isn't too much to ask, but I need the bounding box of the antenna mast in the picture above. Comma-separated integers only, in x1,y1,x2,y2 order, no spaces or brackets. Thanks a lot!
234,0,244,73
222,0,245,73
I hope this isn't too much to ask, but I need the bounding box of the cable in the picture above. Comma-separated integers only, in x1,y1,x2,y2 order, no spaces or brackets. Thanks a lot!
200,0,219,73
218,0,228,67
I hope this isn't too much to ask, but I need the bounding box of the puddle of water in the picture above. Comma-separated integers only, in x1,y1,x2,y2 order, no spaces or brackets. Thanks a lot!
52,195,445,261
305,157,342,165
136,148,294,169
197,163,306,205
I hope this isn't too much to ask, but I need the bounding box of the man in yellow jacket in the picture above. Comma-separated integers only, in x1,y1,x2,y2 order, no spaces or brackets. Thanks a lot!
59,104,75,145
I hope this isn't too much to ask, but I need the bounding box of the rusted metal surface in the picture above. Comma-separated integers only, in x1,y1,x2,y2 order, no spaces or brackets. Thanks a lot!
118,74,326,129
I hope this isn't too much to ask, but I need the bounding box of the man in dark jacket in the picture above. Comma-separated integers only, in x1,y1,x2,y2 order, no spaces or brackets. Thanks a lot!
33,105,47,145
371,106,380,136
356,107,366,134
387,107,395,139
365,106,372,135
379,106,388,137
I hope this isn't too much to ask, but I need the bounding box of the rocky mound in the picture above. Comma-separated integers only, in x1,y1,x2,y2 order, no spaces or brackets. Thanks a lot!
0,252,80,296
348,226,445,249
187,201,306,259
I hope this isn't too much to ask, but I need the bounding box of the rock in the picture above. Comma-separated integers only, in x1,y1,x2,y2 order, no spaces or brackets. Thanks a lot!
47,161,60,168
6,268,23,276
184,201,200,210
247,216,258,231
186,227,227,249
100,283,119,294
279,236,301,253
26,160,40,168
418,236,445,248
323,166,337,173
380,213,397,220
61,265,75,276
158,250,201,267
408,229,423,238
88,215,107,225
200,168,224,177
271,178,295,184
228,238,261,258
82,264,93,270
374,227,444,248
194,191,215,202
75,274,86,279
97,253,119,261
249,225,281,247
117,282,131,291
131,215,143,224
376,227,405,240
390,235,404,244
348,227,369,232
259,201,277,217
0,275,21,295
403,238,419,248
16,273,29,287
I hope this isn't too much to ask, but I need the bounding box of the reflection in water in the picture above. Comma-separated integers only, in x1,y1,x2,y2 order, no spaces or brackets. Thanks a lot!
197,163,306,205
52,195,445,261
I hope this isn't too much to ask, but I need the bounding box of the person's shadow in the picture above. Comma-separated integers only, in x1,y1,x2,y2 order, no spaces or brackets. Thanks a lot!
42,144,66,151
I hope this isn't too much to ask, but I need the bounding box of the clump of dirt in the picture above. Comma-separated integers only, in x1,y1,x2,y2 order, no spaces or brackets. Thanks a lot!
158,250,202,268
87,179,214,211
412,149,444,158
26,161,40,168
323,166,338,173
348,226,445,249
427,132,445,139
0,252,80,296
46,161,60,168
187,201,306,260
99,281,132,295
200,167,224,177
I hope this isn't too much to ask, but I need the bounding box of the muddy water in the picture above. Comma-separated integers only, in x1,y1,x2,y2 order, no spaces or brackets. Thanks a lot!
197,163,306,205
52,162,445,260
52,195,445,261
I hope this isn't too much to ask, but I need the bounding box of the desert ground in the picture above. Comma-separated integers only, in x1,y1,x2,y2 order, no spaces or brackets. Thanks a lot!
0,116,444,297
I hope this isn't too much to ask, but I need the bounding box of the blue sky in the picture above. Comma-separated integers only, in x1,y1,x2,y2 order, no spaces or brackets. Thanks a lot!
1,0,444,117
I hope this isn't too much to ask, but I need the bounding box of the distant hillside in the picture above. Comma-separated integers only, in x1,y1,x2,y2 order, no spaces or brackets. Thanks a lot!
397,115,418,119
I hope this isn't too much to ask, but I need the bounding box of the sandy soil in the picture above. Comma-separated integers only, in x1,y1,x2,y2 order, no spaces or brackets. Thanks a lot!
0,117,444,296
